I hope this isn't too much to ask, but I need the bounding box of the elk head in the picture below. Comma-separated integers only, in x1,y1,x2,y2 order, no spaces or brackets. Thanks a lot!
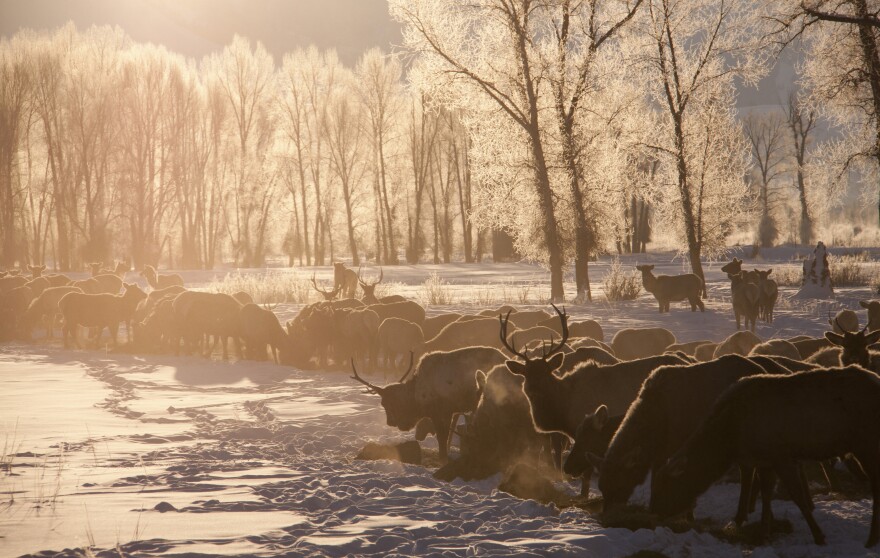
358,267,383,304
826,320,880,368
720,257,742,277
88,262,103,276
311,273,340,301
502,303,569,382
351,353,420,430
27,264,46,278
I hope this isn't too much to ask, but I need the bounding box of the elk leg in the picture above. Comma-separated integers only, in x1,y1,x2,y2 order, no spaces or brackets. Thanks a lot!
775,461,825,545
735,465,754,526
580,470,591,498
797,463,814,511
433,413,452,463
550,433,565,471
854,450,880,547
759,466,776,540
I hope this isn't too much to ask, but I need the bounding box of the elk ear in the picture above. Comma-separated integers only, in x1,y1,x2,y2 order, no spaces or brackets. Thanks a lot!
866,330,880,345
825,331,845,346
591,405,608,430
861,300,871,309
476,370,488,390
766,268,772,276
548,352,564,371
506,360,526,376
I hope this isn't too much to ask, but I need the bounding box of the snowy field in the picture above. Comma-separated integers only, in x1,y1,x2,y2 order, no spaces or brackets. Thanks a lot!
4,249,880,558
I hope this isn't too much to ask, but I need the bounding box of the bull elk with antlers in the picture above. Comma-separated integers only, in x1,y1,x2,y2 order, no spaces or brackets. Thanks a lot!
352,344,507,462
311,273,341,301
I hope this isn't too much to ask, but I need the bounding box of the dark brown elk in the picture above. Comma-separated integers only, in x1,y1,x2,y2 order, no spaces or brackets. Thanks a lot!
650,367,880,547
359,267,383,304
311,273,341,301
636,264,704,313
563,406,624,480
825,321,880,369
171,291,242,359
133,296,178,353
140,264,184,289
598,355,776,523
730,271,760,332
0,274,28,294
352,346,507,462
240,303,291,363
435,364,553,482
334,262,359,298
22,286,83,338
755,269,778,323
502,305,688,494
133,285,186,323
59,283,147,348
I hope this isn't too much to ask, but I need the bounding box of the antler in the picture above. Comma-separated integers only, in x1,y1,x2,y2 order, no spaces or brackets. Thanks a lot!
398,351,415,383
311,273,339,299
544,303,569,356
351,358,383,394
499,310,529,360
358,267,383,287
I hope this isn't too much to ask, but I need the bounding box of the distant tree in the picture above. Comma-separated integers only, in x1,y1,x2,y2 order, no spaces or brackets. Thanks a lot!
744,112,788,247
784,92,818,246
634,0,768,293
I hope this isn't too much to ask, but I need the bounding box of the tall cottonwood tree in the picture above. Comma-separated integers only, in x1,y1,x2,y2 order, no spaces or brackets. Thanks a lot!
785,91,818,245
744,112,788,247
357,48,402,265
635,0,768,293
392,0,567,300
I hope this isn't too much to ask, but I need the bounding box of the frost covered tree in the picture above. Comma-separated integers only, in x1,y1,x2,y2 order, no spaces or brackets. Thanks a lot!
773,0,880,226
784,91,818,246
744,113,788,247
391,0,568,300
633,0,768,293
539,0,643,301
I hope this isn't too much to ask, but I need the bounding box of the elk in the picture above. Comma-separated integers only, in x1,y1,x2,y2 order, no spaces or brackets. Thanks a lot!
861,300,880,332
435,364,554,482
170,291,242,359
22,286,83,338
611,327,676,361
829,309,859,333
730,271,760,332
598,355,777,522
59,283,147,348
755,269,778,323
825,321,880,369
501,305,688,494
311,273,341,301
635,264,704,313
352,346,507,462
240,303,290,363
140,264,184,289
651,367,880,547
378,317,424,370
332,262,359,299
359,267,384,304
27,264,46,279
713,330,761,358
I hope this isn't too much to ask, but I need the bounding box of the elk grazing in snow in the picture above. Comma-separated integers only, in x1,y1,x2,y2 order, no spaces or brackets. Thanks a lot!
501,305,688,494
352,346,507,462
59,283,147,348
650,367,880,547
635,264,704,313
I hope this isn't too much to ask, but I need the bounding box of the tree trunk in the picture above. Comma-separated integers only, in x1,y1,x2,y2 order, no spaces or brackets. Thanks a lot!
528,127,565,302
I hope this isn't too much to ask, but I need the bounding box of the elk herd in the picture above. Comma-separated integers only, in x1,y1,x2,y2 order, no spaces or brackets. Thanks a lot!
3,258,880,547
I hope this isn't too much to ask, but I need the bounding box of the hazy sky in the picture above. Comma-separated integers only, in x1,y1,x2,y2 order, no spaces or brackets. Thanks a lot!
0,0,793,107
0,0,402,66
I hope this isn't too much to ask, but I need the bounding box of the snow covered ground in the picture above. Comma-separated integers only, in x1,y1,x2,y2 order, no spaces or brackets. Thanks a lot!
4,251,880,557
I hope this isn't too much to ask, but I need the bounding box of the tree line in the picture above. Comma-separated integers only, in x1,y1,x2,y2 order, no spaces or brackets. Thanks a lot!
2,0,879,302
